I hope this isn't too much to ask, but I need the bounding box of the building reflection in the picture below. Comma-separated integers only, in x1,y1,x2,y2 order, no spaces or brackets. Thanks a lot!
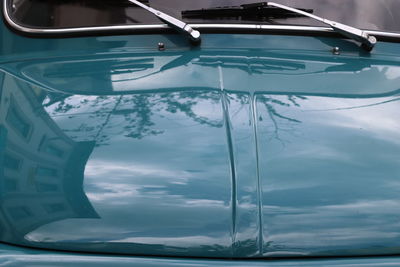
0,72,99,242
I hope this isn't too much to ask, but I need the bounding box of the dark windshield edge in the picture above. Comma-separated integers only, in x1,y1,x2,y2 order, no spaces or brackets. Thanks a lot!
2,0,400,43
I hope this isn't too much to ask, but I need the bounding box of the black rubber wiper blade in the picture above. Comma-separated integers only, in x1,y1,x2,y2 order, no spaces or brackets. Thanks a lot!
182,2,313,19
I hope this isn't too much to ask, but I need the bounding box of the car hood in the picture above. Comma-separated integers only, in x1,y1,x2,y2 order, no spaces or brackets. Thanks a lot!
1,42,400,258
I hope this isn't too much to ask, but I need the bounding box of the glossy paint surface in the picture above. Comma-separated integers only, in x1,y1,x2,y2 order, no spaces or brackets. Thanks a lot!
1,18,400,260
3,243,400,267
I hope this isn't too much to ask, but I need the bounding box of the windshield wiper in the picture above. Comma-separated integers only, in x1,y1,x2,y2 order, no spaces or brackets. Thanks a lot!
182,2,377,52
266,2,376,51
182,2,313,20
127,0,201,44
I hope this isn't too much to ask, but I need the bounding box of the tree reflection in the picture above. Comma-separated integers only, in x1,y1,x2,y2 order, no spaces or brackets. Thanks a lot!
257,94,305,144
44,90,306,147
45,91,224,146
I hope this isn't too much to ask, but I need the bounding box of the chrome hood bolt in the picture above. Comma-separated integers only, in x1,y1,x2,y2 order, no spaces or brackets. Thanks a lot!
332,46,340,55
158,42,165,51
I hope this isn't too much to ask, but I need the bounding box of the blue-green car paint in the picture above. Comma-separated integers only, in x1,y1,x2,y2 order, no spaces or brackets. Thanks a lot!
2,4,400,266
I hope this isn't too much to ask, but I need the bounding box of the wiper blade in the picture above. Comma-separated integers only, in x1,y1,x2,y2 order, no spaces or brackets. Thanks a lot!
266,2,376,52
182,2,313,20
127,0,201,44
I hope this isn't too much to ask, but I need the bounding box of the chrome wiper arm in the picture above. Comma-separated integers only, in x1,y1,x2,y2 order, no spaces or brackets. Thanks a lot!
127,0,201,44
267,2,377,52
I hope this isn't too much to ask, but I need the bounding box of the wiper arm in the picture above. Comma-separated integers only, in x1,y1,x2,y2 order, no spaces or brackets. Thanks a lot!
127,0,201,44
266,2,377,52
182,2,313,20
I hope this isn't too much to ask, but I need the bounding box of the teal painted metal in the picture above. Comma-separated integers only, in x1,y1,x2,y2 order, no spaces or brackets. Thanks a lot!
2,243,400,267
2,7,400,264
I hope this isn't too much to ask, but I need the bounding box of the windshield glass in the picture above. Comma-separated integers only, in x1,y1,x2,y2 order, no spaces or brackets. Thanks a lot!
7,0,400,33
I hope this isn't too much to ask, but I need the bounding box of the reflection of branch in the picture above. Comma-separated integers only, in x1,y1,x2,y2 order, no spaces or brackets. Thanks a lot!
122,95,163,139
257,95,305,145
159,92,223,128
94,95,123,144
266,103,284,143
287,95,307,107
258,96,301,123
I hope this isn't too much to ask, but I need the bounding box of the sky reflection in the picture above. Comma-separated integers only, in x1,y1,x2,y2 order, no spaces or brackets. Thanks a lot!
257,94,400,256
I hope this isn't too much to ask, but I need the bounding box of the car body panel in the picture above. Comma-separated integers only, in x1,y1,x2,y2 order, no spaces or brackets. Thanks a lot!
2,243,400,267
2,13,400,261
